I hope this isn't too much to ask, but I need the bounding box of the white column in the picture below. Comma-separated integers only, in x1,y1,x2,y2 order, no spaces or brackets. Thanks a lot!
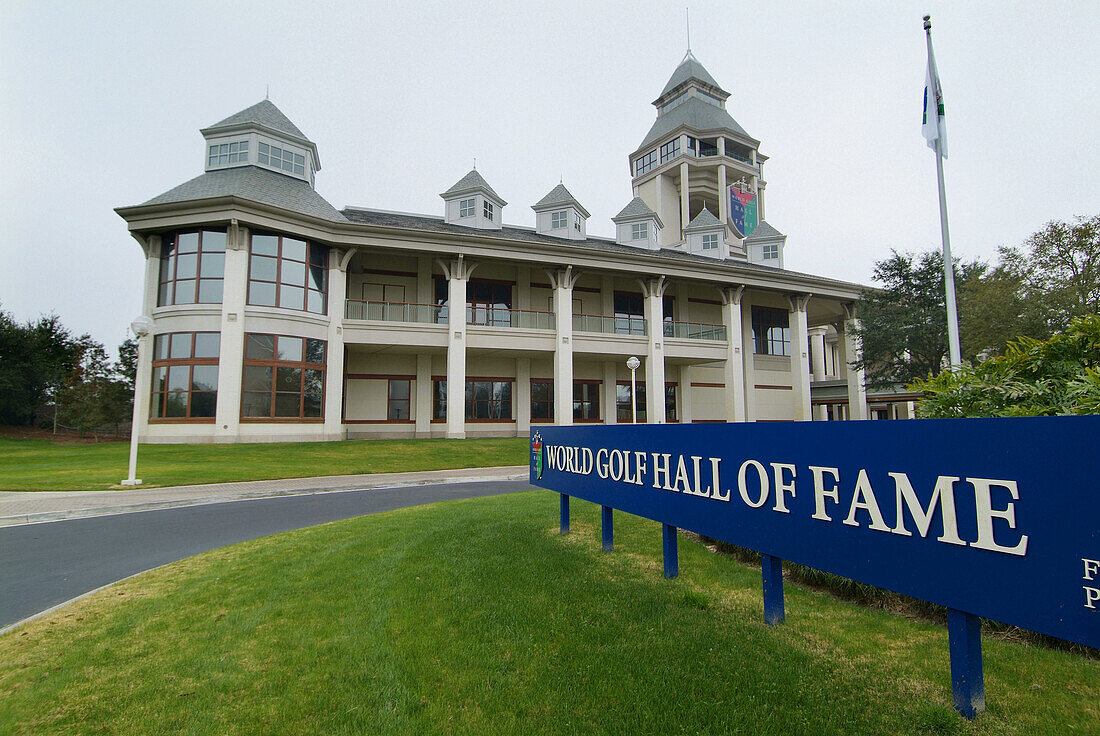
516,357,531,435
718,164,728,234
415,353,431,437
440,256,476,438
602,361,617,424
549,266,580,425
808,325,829,421
788,294,812,421
720,286,746,422
323,249,351,440
215,223,249,442
122,329,151,485
642,276,667,423
843,305,869,420
741,299,757,422
680,365,693,423
679,161,690,239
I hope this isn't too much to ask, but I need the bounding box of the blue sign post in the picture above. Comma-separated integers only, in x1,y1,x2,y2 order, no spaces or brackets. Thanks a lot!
530,416,1100,718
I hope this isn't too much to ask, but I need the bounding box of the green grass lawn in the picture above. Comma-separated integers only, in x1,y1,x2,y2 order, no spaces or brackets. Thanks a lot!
0,436,528,491
1,492,1095,735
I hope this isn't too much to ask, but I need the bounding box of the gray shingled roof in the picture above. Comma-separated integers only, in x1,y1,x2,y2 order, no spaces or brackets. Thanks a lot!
639,96,752,151
658,52,729,100
441,169,507,204
684,208,723,231
335,208,864,293
532,183,590,217
745,219,785,240
141,166,347,222
612,196,664,227
203,100,310,143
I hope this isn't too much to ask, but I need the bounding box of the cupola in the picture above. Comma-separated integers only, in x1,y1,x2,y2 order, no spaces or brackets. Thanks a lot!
441,169,507,230
744,220,787,268
532,183,590,240
682,207,727,260
200,100,321,187
612,197,663,250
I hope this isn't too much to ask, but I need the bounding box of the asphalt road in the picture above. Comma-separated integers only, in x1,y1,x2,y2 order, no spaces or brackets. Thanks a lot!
0,479,530,629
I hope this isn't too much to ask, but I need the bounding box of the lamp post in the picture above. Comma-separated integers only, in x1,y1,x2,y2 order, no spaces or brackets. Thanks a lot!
121,316,154,486
626,356,640,424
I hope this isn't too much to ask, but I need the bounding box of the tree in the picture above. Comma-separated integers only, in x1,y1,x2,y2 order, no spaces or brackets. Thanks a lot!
854,250,984,388
1019,214,1100,333
56,338,132,437
0,308,85,425
912,314,1100,417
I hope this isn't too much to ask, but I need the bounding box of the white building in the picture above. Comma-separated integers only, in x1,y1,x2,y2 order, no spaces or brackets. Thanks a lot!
117,53,900,444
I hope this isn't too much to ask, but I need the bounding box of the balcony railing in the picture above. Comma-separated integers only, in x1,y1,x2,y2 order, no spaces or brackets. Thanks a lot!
345,300,444,324
663,320,727,341
466,306,554,330
573,313,648,336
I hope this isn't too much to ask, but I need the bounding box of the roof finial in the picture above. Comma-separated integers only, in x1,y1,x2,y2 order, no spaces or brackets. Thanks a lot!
686,7,691,53
265,84,269,100
473,157,477,170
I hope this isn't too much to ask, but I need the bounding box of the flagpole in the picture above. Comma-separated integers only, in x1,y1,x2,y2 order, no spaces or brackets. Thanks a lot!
925,15,962,367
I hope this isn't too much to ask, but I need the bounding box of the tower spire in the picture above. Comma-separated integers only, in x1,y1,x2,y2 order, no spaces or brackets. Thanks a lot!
686,7,691,54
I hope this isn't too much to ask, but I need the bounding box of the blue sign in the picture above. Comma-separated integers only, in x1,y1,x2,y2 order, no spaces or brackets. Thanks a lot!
530,417,1100,649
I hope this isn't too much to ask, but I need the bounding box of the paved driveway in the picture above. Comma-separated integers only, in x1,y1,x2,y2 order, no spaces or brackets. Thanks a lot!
0,479,530,629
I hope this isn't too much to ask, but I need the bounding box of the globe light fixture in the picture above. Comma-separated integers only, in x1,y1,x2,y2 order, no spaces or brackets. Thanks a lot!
626,356,641,424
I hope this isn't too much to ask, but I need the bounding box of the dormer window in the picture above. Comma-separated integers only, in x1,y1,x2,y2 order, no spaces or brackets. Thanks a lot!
574,219,581,232
258,142,305,176
762,243,779,260
208,141,249,167
459,198,475,218
551,211,567,229
702,233,719,250
483,200,494,221
631,223,648,240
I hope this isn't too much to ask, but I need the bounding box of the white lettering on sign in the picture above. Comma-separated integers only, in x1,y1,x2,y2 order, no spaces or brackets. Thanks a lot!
1083,558,1100,610
542,442,1031,558
889,473,965,546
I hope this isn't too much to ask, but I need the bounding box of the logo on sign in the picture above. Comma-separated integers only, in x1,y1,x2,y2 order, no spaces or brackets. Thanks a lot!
531,430,545,480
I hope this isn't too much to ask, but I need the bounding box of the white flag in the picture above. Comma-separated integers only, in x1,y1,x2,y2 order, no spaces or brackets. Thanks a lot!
923,42,947,158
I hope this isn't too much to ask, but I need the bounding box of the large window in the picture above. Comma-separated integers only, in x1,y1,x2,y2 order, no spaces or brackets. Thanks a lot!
752,306,791,356
150,332,219,420
614,293,674,335
241,334,326,420
388,379,410,420
248,233,328,314
531,380,553,422
635,149,658,176
573,382,600,422
660,138,680,163
208,140,249,167
158,230,226,306
432,379,513,421
258,142,305,176
467,280,513,326
616,383,645,423
614,382,675,423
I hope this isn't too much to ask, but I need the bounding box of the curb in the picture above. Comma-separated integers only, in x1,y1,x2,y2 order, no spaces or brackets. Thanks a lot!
0,471,530,528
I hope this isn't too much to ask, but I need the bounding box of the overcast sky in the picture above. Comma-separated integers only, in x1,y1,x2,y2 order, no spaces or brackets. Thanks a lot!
1,1,1097,354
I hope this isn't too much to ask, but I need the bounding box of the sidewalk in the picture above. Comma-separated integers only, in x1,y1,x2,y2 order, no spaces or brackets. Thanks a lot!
0,466,530,527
